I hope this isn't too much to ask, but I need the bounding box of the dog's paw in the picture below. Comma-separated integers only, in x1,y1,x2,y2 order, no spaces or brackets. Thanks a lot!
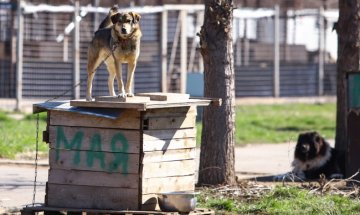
117,93,127,98
127,92,134,97
86,96,93,101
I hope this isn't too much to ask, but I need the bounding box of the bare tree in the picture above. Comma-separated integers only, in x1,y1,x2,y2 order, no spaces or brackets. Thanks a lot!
198,0,236,185
335,0,360,154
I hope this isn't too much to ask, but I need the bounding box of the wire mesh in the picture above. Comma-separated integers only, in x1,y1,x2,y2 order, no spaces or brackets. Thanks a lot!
0,2,338,100
0,1,15,98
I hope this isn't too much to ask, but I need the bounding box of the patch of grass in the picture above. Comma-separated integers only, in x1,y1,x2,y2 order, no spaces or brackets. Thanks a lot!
0,111,48,159
197,103,336,145
0,103,336,158
197,186,360,214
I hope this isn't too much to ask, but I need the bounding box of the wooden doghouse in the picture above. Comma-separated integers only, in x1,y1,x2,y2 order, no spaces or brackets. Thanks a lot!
34,93,219,211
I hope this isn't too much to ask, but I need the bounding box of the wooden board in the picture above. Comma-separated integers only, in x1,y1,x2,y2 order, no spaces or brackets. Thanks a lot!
142,175,195,194
143,128,196,141
142,148,196,164
49,149,139,174
135,92,190,101
143,106,196,118
70,98,217,110
48,169,139,188
143,138,196,152
145,114,196,130
49,126,140,154
50,109,141,129
142,160,196,178
46,183,139,210
21,206,214,215
95,96,151,102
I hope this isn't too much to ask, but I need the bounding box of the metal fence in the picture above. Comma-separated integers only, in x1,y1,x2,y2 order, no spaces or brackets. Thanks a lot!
0,1,339,108
233,7,338,97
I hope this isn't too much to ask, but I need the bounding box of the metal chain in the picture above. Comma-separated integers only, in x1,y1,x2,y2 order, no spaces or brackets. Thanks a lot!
32,113,40,206
30,43,119,205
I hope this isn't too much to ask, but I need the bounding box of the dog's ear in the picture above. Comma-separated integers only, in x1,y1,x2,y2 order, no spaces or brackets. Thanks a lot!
111,13,121,24
313,132,325,153
109,5,119,16
130,12,141,24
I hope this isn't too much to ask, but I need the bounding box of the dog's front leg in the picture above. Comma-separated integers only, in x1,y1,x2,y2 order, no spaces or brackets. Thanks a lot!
115,62,126,98
86,71,96,101
125,61,137,97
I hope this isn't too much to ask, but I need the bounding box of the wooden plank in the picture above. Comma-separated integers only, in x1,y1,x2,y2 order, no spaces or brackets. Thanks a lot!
21,205,180,215
143,138,196,152
49,149,139,174
135,93,190,101
142,160,196,178
46,183,138,210
21,206,214,215
144,106,196,118
144,99,218,109
50,109,141,129
48,169,139,188
49,126,140,154
142,149,196,164
143,128,196,141
70,98,215,110
142,175,195,194
146,114,196,130
70,99,147,111
95,96,150,102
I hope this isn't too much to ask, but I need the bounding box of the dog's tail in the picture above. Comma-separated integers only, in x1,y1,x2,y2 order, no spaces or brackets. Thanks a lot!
98,5,119,30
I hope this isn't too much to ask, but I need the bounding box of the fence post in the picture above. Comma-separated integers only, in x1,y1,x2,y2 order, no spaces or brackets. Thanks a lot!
180,9,187,94
273,4,280,98
15,0,23,111
243,19,249,66
73,0,80,99
235,18,242,66
318,6,325,96
161,9,168,93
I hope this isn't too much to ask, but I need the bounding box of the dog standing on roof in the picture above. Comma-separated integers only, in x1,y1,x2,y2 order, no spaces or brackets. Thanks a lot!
86,6,142,101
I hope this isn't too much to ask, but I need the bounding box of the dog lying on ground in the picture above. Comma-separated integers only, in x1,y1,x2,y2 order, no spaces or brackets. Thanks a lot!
291,131,345,180
86,6,142,101
274,131,345,181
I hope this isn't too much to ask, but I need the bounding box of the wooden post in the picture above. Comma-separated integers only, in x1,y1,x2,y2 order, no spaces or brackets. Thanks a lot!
318,6,325,96
273,4,280,98
168,12,181,86
180,10,187,94
188,11,203,73
73,0,80,99
16,0,24,111
161,9,168,93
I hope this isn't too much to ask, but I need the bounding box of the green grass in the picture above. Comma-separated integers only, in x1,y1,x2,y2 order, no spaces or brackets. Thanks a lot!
0,111,48,159
197,103,336,144
0,103,336,158
197,186,360,215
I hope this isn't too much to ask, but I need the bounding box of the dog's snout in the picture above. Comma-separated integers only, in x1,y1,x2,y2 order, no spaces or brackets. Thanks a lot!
121,28,127,34
301,144,310,153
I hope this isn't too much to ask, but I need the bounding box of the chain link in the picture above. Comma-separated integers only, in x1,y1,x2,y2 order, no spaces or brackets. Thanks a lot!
32,113,40,206
30,43,119,205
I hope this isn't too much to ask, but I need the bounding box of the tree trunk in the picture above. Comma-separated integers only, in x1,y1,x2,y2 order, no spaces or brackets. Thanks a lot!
198,0,236,185
335,0,360,153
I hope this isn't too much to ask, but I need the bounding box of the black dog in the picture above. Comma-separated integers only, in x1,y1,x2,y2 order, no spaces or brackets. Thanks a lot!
291,131,345,180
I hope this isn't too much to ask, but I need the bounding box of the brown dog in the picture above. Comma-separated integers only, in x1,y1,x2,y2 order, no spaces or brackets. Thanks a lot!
86,8,142,101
